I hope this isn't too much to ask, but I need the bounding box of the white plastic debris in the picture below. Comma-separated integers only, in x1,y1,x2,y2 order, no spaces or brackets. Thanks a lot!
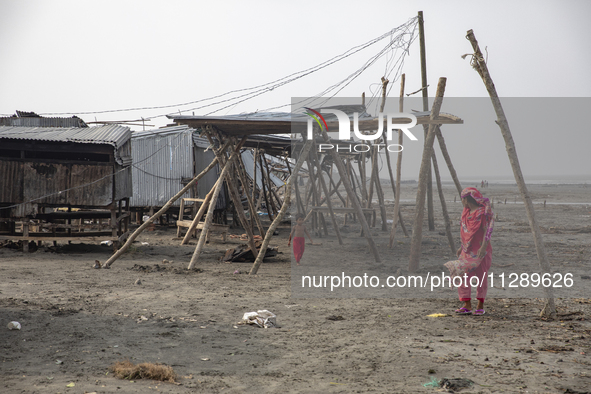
241,310,276,328
141,242,149,246
142,215,150,222
100,240,113,246
7,321,21,330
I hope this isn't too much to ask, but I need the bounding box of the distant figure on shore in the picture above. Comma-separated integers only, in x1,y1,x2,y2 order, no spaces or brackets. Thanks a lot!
288,213,314,265
481,180,484,188
444,187,494,315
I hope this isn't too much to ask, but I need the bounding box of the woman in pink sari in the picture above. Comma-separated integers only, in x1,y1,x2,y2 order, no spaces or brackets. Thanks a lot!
445,187,494,315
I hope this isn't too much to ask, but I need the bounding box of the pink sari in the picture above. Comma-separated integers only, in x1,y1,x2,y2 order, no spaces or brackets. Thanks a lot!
444,188,494,279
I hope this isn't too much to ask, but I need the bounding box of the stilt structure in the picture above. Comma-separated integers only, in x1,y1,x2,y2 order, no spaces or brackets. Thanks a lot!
465,29,556,319
409,77,447,272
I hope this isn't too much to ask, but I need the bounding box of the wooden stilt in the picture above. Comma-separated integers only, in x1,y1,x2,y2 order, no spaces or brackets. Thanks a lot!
263,155,279,215
418,11,435,231
390,74,409,247
181,179,219,245
236,155,265,236
435,126,462,195
103,144,227,268
432,151,455,254
249,139,314,275
466,29,556,319
188,135,250,269
311,144,343,245
409,77,447,272
259,154,274,221
319,128,381,263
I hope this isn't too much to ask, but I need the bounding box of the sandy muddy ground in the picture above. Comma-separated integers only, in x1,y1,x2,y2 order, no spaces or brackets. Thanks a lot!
1,183,590,393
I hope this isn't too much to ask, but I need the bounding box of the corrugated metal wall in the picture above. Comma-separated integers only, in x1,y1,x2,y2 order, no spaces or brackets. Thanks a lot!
130,128,194,207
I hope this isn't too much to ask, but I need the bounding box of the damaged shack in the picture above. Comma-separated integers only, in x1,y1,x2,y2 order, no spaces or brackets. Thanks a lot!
0,124,132,251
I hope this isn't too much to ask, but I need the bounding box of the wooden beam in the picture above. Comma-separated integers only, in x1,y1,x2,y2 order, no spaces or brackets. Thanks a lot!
409,77,447,272
466,29,556,319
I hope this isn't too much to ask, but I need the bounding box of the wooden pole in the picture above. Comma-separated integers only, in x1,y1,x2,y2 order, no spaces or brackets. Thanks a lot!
466,29,556,319
249,139,314,275
235,155,265,236
263,155,279,215
418,10,436,231
188,135,249,269
390,74,408,248
409,77,447,272
435,126,462,195
103,152,223,268
207,132,258,254
432,151,455,254
319,129,381,263
311,144,343,245
181,178,219,245
259,154,274,221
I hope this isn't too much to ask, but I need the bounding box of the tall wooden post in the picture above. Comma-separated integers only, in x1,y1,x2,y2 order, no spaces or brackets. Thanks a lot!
466,29,556,319
320,128,381,263
432,151,455,254
418,10,435,231
409,77,447,272
435,126,462,195
390,74,408,248
188,136,249,269
249,139,314,275
103,150,225,268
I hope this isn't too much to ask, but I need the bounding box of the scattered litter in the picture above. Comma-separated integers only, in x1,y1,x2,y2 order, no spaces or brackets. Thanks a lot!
423,376,439,388
134,278,142,285
141,242,150,246
424,377,474,391
427,313,450,318
440,378,474,392
101,240,113,246
7,321,21,330
241,310,277,328
233,270,241,274
55,360,63,365
162,259,173,264
92,260,102,269
66,382,75,387
200,358,210,361
142,215,150,222
326,315,345,321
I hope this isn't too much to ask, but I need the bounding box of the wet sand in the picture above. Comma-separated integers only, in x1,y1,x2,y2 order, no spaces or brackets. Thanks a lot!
1,182,590,393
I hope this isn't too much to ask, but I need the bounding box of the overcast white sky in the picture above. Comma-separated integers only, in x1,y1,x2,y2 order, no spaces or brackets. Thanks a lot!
1,0,590,180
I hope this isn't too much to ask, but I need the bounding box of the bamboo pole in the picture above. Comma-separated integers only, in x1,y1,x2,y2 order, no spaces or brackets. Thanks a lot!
409,77,447,272
207,132,258,254
466,29,556,319
418,10,435,231
435,126,462,195
181,178,219,245
319,128,381,263
263,155,279,215
311,143,343,245
432,151,455,254
235,155,265,236
390,74,408,248
249,139,314,275
188,135,248,269
259,154,274,221
103,153,223,268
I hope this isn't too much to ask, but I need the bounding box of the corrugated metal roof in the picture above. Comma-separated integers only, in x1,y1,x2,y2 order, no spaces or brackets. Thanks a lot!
0,116,87,128
0,124,132,165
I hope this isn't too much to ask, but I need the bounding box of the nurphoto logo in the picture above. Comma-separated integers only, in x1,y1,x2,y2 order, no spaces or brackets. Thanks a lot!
305,107,419,153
